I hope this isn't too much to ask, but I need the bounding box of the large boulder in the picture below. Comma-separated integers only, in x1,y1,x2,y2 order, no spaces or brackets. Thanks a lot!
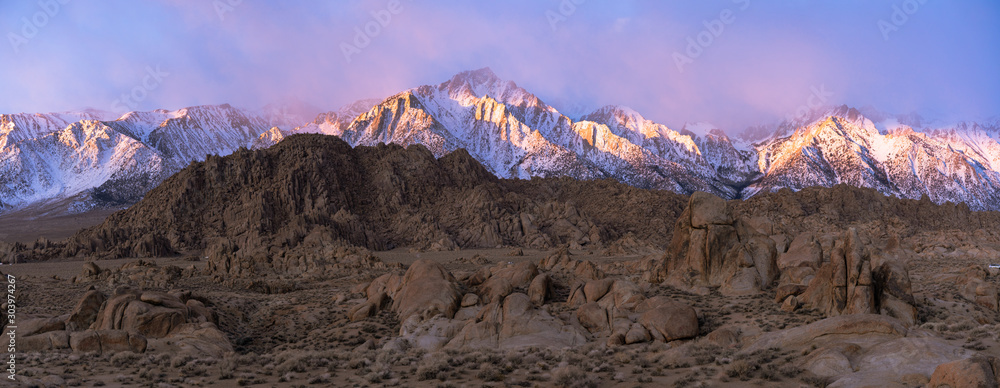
18,316,65,337
825,337,977,388
958,266,1000,312
689,191,731,228
446,293,586,349
92,290,188,338
65,289,106,331
638,301,699,342
743,314,907,353
778,232,823,270
391,259,462,322
69,329,147,354
576,303,609,333
19,331,70,352
478,261,538,303
928,356,1000,388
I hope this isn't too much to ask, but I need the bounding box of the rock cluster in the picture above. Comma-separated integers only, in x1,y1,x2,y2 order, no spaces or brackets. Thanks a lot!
350,254,701,351
73,260,195,290
17,286,231,357
205,235,396,281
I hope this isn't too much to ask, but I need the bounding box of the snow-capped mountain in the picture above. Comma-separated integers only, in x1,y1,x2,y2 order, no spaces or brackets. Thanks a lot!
748,105,1000,209
285,68,736,196
3,69,999,215
0,104,289,212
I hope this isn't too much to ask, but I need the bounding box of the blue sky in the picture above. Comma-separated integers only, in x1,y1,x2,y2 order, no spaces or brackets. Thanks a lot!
1,0,998,129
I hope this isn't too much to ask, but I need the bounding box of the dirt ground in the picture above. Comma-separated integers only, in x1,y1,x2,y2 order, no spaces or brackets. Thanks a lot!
0,207,118,244
4,237,997,388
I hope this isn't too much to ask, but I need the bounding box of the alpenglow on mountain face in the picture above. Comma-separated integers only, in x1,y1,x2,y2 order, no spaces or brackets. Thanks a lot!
2,68,999,214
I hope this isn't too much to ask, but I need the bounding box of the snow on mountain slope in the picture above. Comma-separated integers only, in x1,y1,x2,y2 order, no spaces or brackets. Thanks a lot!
748,110,1000,210
318,69,740,195
1,110,114,145
0,104,303,213
0,120,164,209
3,69,999,214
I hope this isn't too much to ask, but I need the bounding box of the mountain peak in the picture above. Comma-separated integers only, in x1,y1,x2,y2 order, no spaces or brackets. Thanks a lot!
456,67,499,81
444,67,504,93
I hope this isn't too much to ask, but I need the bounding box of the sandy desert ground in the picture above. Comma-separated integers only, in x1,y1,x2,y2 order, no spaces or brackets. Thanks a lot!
2,234,999,387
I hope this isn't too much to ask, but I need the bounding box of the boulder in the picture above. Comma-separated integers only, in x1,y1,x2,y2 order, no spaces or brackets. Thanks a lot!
598,280,645,311
120,301,186,338
91,293,139,331
19,331,70,352
638,301,698,342
689,191,731,228
69,329,146,354
527,273,551,305
81,288,228,356
479,261,538,303
19,316,65,337
829,337,976,388
774,284,806,303
624,323,651,344
778,233,823,270
743,314,907,353
583,279,614,303
705,326,741,348
929,356,1000,388
65,289,106,331
447,293,586,349
391,259,462,322
576,303,608,333
958,266,1000,312
460,293,479,307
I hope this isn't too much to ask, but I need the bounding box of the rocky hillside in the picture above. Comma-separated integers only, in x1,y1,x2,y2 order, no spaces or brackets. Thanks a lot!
10,134,689,261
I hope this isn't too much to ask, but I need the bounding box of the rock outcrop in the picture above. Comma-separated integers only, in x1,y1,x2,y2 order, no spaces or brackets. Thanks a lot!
658,191,779,296
18,287,231,357
794,229,918,324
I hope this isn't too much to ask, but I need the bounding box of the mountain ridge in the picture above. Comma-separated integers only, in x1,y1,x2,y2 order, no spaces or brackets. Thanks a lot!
2,68,999,214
